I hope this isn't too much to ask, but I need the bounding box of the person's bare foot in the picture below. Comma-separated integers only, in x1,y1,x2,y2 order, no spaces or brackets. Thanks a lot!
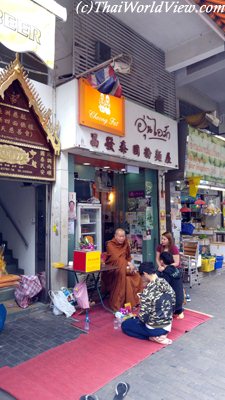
175,312,184,319
149,335,172,345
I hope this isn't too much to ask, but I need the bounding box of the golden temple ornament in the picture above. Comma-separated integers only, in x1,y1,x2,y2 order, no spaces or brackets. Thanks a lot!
0,54,60,156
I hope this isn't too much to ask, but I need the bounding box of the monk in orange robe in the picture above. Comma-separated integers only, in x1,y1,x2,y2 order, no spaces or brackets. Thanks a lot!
102,228,143,311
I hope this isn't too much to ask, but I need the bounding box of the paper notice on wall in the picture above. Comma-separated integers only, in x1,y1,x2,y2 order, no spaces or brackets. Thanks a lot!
68,220,74,235
68,192,76,220
126,212,137,224
143,229,151,240
137,212,145,234
146,207,153,229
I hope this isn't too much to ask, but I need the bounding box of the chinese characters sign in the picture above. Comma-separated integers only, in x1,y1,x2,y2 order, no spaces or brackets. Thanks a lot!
76,99,178,169
79,78,125,136
0,80,56,181
0,145,55,180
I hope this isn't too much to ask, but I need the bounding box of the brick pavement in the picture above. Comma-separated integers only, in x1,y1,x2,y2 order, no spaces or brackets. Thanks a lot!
1,269,225,400
0,303,82,368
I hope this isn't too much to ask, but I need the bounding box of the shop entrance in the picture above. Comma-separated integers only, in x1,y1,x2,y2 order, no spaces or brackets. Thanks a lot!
71,155,159,264
0,179,51,300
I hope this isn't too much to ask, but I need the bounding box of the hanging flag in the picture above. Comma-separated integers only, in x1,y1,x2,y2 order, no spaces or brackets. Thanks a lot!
87,65,122,98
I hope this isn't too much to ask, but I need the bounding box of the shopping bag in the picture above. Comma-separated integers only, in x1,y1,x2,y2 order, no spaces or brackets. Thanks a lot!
15,275,42,308
0,304,7,332
73,281,89,309
49,290,75,318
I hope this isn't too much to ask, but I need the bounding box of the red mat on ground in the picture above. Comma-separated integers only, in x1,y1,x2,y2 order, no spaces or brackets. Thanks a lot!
0,307,211,400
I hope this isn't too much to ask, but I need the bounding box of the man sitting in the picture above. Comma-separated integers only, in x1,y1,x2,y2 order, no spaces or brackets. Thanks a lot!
102,228,142,311
121,262,175,345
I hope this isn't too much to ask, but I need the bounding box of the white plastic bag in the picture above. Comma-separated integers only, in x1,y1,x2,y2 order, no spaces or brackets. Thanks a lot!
52,305,63,316
49,290,75,318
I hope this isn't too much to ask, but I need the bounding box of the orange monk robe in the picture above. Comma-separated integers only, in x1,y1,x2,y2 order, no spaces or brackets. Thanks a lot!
101,238,143,311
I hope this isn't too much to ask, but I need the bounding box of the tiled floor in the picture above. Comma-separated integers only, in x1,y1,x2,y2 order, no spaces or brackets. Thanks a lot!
0,303,82,368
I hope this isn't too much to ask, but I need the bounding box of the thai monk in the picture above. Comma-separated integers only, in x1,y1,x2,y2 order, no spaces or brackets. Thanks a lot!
102,228,143,311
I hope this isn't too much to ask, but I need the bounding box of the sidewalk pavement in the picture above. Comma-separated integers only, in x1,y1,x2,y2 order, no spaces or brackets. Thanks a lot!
1,268,225,399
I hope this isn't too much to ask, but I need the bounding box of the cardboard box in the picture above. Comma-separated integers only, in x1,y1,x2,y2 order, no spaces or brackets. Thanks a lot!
73,250,101,272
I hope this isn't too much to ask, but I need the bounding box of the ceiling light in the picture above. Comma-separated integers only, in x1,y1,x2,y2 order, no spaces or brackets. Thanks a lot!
214,135,225,142
198,185,210,190
103,166,110,169
83,162,91,166
120,168,126,172
210,186,225,191
198,184,225,191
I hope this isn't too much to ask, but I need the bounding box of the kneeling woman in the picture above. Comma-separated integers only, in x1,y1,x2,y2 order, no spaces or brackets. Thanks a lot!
156,231,184,319
121,262,175,345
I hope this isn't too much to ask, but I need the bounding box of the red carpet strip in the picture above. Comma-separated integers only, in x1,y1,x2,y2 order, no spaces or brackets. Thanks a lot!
0,308,212,400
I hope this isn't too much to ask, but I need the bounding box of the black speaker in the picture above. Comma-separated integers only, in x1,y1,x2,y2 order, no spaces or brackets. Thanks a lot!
95,41,111,63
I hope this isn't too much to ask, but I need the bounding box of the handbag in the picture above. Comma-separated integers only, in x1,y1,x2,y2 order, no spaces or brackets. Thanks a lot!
49,290,75,318
15,275,42,308
73,281,89,309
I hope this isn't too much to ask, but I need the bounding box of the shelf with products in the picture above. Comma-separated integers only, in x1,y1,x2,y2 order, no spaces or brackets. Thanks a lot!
76,203,102,251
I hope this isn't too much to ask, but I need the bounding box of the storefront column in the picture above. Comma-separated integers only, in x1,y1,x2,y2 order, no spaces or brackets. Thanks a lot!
68,154,75,262
143,169,159,262
51,152,69,290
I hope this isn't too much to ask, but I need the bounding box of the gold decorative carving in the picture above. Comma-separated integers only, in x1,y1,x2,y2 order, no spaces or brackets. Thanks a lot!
0,144,36,166
0,55,60,155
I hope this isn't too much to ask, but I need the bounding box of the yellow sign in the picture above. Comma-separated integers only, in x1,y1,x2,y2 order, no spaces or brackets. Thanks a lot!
73,250,101,272
86,251,101,272
0,0,55,69
79,78,125,136
189,176,201,198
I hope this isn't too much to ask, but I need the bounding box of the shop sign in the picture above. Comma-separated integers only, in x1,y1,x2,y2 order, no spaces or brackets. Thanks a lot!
0,77,56,181
76,99,178,169
0,144,55,180
129,190,145,198
79,78,125,137
186,126,225,184
0,0,55,69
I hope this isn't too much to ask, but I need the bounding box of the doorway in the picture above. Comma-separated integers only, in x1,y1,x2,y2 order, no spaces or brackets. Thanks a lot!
0,180,51,300
35,184,51,301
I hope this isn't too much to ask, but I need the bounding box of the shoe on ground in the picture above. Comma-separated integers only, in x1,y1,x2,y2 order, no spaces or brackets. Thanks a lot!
113,381,130,399
79,395,99,400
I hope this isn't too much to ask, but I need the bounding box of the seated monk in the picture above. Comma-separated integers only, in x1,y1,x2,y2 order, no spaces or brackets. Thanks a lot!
102,228,143,311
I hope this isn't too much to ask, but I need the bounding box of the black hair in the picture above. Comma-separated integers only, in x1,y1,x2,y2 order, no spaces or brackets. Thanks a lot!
139,262,157,275
159,252,174,266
